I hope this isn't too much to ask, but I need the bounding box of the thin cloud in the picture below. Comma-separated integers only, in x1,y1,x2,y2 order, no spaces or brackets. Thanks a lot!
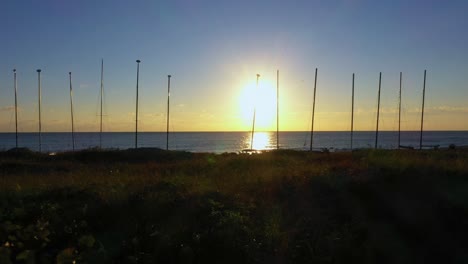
403,106,468,114
199,113,215,119
0,106,23,112
0,106,15,112
429,106,468,113
143,113,165,118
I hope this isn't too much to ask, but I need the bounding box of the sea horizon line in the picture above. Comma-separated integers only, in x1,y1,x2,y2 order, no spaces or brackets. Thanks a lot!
0,130,467,134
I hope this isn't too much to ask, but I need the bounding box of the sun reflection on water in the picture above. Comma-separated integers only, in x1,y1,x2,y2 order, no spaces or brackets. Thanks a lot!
244,132,275,151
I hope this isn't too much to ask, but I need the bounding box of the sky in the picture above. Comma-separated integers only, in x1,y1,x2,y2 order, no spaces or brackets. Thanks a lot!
0,0,467,132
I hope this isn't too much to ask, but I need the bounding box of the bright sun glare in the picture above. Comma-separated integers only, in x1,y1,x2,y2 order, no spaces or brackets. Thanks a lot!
238,80,277,131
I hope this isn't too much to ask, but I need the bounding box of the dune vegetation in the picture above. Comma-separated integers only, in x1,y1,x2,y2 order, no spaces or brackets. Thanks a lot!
1,148,468,263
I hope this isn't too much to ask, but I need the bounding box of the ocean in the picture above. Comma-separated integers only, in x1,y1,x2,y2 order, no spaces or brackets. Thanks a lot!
1,131,467,153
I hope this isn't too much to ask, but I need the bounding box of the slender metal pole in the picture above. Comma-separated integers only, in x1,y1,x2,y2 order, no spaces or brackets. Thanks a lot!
420,70,426,150
135,60,140,149
398,72,402,148
69,72,75,151
310,68,318,151
375,72,382,149
250,74,260,150
37,69,42,152
13,69,18,148
276,69,279,150
351,73,354,151
167,75,171,151
100,59,104,148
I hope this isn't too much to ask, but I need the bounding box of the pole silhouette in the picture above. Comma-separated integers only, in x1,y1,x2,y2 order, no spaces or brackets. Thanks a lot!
276,70,279,150
250,74,260,150
398,72,402,148
167,75,171,151
135,60,141,149
351,73,354,151
13,69,18,148
37,69,42,152
69,72,75,151
99,59,104,148
375,72,382,149
420,70,427,150
310,68,318,151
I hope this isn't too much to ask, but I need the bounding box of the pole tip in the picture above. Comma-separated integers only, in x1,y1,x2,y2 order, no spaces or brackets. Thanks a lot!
69,72,71,75
37,69,41,73
168,75,171,78
13,69,16,72
257,74,260,77
136,60,141,63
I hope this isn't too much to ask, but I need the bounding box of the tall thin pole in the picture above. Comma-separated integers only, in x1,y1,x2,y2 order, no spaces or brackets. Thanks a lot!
135,60,140,149
250,74,260,150
351,73,354,151
69,72,75,151
167,75,171,151
276,69,279,150
375,72,382,149
310,68,318,151
419,70,426,150
13,69,18,148
99,59,104,148
398,72,402,148
37,69,42,152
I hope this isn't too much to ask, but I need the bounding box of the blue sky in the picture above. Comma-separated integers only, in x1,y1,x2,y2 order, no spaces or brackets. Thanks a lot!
0,0,467,132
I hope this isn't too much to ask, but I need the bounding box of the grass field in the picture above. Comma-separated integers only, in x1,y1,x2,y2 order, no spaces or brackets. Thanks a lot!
1,148,468,263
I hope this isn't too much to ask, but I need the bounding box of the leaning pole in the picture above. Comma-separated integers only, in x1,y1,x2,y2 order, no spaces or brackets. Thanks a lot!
277,70,279,150
99,59,104,149
135,60,141,149
419,70,427,150
310,68,318,151
398,72,402,148
13,69,18,148
166,75,171,151
37,69,42,152
375,72,382,149
250,74,260,150
69,72,75,151
351,73,355,151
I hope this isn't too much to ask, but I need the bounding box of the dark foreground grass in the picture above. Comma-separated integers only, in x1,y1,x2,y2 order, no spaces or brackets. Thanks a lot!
1,148,468,263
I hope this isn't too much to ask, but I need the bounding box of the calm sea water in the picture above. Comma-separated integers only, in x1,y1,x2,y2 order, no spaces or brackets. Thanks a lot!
0,131,467,153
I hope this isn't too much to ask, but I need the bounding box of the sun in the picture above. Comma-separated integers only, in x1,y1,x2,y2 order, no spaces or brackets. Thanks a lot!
238,79,277,131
